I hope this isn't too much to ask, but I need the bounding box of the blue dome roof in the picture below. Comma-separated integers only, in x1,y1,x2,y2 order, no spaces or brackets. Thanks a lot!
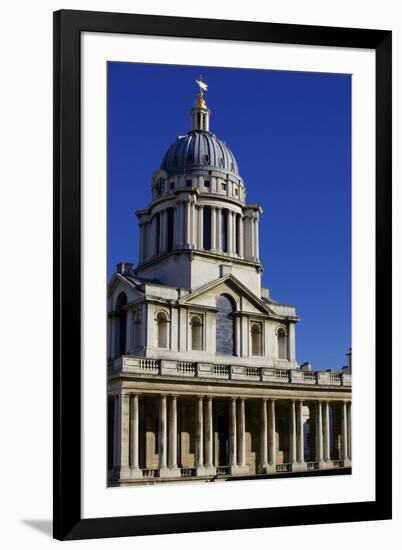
160,130,240,178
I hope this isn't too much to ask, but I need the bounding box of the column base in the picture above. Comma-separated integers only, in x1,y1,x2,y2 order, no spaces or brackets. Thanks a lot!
291,462,307,472
230,464,249,476
318,460,332,470
158,467,181,478
129,467,143,479
257,463,270,474
343,458,352,468
196,466,216,477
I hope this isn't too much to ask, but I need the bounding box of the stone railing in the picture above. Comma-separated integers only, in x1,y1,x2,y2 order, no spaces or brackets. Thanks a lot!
112,357,352,388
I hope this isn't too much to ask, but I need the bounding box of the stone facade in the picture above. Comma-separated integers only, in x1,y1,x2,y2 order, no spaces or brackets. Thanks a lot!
107,84,352,485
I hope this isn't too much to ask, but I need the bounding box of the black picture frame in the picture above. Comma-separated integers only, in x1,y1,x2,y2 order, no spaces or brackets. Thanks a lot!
53,9,392,541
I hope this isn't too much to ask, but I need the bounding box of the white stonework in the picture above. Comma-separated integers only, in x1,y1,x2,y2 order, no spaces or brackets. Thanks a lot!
108,86,352,485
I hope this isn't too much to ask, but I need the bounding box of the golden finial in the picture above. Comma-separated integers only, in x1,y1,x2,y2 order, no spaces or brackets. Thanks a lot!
195,75,208,108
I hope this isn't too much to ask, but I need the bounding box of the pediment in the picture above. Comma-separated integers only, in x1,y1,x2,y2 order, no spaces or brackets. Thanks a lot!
108,274,144,309
180,274,282,318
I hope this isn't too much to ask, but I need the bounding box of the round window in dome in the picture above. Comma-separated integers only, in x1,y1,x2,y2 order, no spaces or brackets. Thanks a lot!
204,154,210,164
218,158,225,168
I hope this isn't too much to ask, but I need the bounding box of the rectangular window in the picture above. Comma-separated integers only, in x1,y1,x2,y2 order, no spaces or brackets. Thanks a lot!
222,182,227,191
170,181,175,190
167,207,174,252
204,180,210,188
221,209,228,252
186,179,192,187
203,206,211,251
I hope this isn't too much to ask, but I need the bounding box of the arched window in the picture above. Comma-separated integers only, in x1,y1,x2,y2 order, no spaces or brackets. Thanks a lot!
115,292,127,356
216,294,236,356
156,311,168,348
251,322,262,356
190,315,203,351
277,327,288,360
133,311,141,349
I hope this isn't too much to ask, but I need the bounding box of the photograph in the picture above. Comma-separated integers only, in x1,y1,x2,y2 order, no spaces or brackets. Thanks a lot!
106,63,352,486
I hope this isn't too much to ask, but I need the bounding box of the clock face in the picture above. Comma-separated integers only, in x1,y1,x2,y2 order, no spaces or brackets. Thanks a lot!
154,177,165,197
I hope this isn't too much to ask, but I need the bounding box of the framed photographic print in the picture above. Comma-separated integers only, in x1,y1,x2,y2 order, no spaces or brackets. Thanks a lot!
53,9,392,541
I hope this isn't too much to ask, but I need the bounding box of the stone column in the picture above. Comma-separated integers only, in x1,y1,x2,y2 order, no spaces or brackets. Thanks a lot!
227,210,233,254
297,400,305,467
158,395,167,472
316,401,324,465
259,399,268,473
289,400,297,467
341,401,349,464
254,213,260,260
191,200,196,248
233,211,238,255
211,207,217,251
229,397,237,470
249,216,255,259
178,201,185,248
158,395,180,478
129,394,142,477
168,396,179,472
196,396,204,474
204,397,215,474
347,402,352,460
113,394,130,479
184,199,194,249
237,398,246,470
268,399,276,472
174,204,180,248
197,205,203,250
112,395,119,471
288,323,296,362
324,401,331,463
239,216,244,258
125,310,132,353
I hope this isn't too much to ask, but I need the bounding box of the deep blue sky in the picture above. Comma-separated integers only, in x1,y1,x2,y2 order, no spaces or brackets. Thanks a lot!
108,62,351,372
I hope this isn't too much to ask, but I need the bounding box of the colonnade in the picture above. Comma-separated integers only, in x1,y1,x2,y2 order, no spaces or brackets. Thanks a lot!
110,393,352,481
138,200,261,265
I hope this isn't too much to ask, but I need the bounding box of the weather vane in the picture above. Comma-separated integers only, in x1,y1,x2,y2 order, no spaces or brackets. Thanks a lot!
196,74,208,94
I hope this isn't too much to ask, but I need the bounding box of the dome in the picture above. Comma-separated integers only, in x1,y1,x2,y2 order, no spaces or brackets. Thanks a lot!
160,130,240,178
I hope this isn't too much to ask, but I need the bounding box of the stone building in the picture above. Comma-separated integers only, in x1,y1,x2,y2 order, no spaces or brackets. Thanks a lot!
107,83,352,485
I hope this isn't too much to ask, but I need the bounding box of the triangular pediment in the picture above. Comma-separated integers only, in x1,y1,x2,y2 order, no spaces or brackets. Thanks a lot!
179,274,283,318
108,273,144,308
